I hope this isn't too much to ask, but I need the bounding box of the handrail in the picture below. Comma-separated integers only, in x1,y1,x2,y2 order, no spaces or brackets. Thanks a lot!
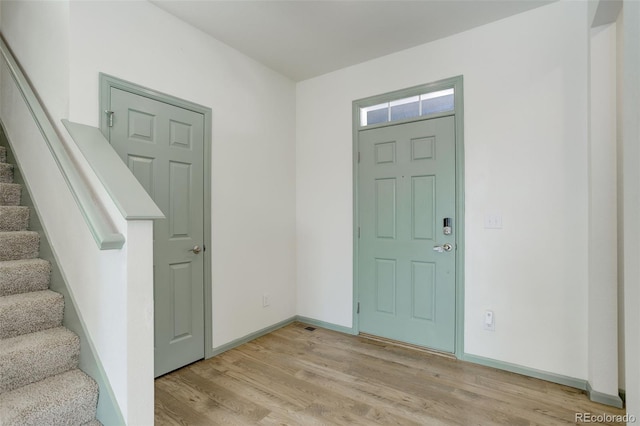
0,35,125,250
61,120,164,221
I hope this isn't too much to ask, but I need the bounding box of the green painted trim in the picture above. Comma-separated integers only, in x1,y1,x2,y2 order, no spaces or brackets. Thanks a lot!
98,74,214,359
466,350,627,405
210,317,297,357
61,120,163,220
462,353,587,390
209,316,355,357
203,107,213,361
0,35,124,250
452,77,466,359
296,316,357,335
357,110,455,132
98,73,212,133
586,382,624,408
351,76,465,356
351,100,361,335
0,130,125,426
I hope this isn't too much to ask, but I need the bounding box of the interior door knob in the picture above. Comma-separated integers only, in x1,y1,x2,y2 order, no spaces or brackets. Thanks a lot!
433,243,452,253
191,245,202,254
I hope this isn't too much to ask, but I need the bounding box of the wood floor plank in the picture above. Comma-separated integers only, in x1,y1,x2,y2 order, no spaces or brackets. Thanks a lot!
294,366,460,425
154,393,188,426
155,386,224,426
173,368,271,423
281,326,610,422
157,374,256,425
229,355,374,424
190,361,309,413
155,322,627,425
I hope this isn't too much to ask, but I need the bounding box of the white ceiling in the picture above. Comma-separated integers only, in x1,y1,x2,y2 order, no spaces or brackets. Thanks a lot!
151,0,555,82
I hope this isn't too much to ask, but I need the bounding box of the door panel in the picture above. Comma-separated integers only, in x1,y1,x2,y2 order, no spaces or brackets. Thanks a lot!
358,116,456,352
109,88,205,377
375,258,396,314
375,178,396,239
412,175,435,240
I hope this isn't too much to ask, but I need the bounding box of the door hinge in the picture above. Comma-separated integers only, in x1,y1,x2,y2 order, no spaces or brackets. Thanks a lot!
358,152,361,163
105,110,114,127
358,227,360,238
357,302,360,314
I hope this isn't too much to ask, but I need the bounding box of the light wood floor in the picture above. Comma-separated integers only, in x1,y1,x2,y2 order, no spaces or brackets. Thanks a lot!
155,322,626,425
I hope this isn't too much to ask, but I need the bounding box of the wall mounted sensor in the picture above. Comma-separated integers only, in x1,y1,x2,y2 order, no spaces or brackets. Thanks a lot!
484,310,495,331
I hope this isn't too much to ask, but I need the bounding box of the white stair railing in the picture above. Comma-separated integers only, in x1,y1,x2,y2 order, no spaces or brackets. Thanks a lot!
0,37,124,249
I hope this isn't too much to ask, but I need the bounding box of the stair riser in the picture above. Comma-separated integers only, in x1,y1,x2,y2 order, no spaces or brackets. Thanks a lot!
0,328,80,393
0,183,21,206
0,369,98,426
0,163,13,184
0,292,63,339
0,207,29,231
0,260,50,297
0,148,101,424
0,232,39,261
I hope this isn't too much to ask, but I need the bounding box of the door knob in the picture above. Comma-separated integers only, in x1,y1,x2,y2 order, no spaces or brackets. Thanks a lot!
190,245,202,254
433,243,452,253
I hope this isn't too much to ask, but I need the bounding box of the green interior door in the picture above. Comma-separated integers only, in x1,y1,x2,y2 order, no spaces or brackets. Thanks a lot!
109,88,205,377
358,116,456,352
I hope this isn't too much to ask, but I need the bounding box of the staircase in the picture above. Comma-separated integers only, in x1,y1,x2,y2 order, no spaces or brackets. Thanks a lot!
0,146,100,425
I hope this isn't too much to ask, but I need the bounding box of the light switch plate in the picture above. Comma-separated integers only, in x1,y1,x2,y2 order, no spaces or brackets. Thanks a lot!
484,213,503,229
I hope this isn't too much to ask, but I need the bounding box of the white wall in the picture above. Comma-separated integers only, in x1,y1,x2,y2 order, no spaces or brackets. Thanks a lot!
68,1,297,348
296,1,590,379
588,22,619,399
0,2,155,422
1,1,69,121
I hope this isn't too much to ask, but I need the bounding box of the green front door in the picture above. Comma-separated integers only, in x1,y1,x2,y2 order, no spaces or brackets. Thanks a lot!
358,116,456,352
109,88,205,377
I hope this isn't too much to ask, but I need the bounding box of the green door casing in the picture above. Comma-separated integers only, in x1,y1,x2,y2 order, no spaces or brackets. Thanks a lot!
358,116,456,352
109,88,206,377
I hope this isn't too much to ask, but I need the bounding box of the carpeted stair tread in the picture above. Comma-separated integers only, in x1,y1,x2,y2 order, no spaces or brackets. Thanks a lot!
0,231,39,261
0,162,13,184
0,368,98,426
0,146,101,424
0,290,63,339
0,259,50,297
0,206,29,231
0,326,79,393
0,183,21,206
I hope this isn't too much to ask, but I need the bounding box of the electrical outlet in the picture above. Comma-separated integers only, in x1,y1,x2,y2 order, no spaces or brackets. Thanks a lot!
484,310,495,331
262,294,270,307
